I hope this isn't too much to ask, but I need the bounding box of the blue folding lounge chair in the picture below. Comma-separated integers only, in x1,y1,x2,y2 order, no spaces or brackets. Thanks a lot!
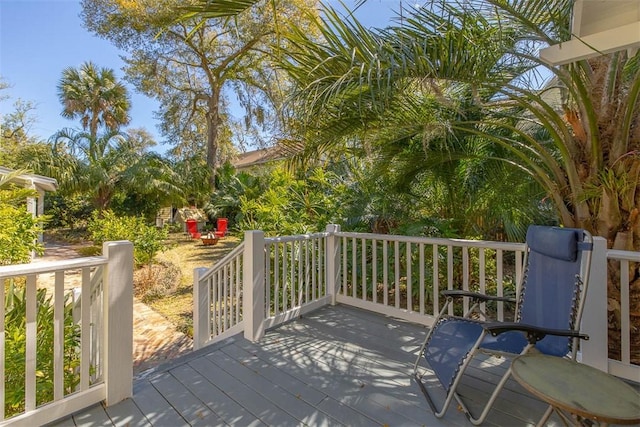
413,225,593,425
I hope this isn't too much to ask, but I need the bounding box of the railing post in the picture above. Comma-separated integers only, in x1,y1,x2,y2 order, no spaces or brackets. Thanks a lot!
581,236,608,372
193,267,209,350
243,230,265,342
102,241,134,406
325,224,341,305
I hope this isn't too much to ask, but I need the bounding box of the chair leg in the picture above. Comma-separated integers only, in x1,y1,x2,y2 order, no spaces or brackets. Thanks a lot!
414,330,489,420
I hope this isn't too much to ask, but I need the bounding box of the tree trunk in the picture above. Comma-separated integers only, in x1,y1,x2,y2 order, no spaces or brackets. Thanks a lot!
206,89,221,191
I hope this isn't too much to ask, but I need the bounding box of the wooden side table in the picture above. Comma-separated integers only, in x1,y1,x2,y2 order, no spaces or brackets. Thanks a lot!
512,354,640,426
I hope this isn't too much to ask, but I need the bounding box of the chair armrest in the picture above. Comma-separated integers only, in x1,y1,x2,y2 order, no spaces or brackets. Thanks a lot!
442,290,516,304
483,321,589,344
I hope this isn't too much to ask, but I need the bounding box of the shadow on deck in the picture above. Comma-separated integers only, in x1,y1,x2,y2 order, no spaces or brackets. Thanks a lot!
47,305,620,427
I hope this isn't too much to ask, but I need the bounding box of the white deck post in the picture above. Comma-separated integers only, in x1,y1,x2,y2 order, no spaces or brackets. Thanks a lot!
243,230,265,342
102,241,134,406
325,224,341,305
581,236,608,371
193,267,209,350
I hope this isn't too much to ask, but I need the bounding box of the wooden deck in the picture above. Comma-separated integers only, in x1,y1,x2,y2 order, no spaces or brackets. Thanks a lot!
48,305,598,426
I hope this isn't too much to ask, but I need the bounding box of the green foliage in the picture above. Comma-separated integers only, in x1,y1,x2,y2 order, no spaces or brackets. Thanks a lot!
0,180,45,265
45,193,94,230
4,284,81,417
204,163,263,229
57,61,131,138
237,166,345,236
87,210,168,267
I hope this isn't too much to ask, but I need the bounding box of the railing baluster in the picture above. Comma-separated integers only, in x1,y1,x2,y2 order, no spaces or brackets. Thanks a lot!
217,270,223,334
447,246,454,316
265,244,271,318
236,257,241,322
214,274,220,337
361,238,367,301
80,267,91,391
352,237,357,299
621,259,631,365
407,242,412,311
497,249,504,321
393,240,400,308
462,247,469,314
54,271,64,400
433,244,439,315
274,243,280,315
305,239,310,304
372,239,377,305
383,240,388,306
342,236,348,296
298,240,303,307
226,264,232,331
419,243,425,315
283,242,288,312
25,274,37,411
312,239,317,300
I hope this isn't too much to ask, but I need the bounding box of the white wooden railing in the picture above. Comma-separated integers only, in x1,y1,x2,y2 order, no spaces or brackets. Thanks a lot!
194,229,333,348
334,231,525,326
194,225,639,383
0,241,133,426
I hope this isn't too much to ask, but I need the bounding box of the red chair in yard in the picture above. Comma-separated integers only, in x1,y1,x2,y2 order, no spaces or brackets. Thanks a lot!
214,218,228,238
185,219,201,239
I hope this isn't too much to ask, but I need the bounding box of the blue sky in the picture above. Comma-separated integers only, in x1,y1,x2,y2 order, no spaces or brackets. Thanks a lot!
0,0,402,153
0,1,163,144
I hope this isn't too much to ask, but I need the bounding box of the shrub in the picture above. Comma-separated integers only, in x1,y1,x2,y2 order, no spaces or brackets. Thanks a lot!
4,284,81,417
44,193,93,230
0,184,45,265
87,210,168,268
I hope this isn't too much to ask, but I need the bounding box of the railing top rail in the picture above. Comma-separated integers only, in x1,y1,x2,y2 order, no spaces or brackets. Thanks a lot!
265,232,330,244
0,256,108,279
198,242,245,283
607,249,640,262
335,231,525,251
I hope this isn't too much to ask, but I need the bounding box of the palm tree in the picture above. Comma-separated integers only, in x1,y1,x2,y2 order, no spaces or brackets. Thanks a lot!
50,128,181,213
282,0,639,245
279,0,639,359
57,61,131,139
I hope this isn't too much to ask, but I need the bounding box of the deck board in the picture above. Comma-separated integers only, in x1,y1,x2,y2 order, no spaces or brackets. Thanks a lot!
48,304,636,427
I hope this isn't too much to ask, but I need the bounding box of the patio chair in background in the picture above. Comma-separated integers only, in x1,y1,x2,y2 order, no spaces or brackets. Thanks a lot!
214,218,228,238
413,225,593,425
186,219,201,239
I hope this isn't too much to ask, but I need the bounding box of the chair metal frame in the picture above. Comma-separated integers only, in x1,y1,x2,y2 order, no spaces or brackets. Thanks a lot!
413,226,593,425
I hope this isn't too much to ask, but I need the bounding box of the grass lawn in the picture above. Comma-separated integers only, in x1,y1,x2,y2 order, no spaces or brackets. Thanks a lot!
147,232,241,337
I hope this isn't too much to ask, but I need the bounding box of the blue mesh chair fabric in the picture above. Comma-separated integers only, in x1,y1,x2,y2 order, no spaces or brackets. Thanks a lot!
415,225,592,423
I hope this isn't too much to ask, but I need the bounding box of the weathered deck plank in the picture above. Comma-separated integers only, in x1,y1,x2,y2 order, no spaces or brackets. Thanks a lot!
48,304,634,427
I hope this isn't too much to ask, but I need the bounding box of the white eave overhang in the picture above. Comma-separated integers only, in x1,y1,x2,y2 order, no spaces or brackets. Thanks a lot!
539,0,640,66
0,166,58,193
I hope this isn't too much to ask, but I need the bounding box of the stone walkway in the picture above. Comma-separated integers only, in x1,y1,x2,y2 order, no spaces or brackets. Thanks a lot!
38,239,193,376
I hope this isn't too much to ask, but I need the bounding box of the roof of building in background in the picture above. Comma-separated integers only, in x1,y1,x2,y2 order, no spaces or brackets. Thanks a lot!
232,143,304,171
0,166,58,192
172,207,207,223
233,147,286,171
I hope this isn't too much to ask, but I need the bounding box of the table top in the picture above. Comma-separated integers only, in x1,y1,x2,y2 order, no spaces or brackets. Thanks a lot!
512,354,640,425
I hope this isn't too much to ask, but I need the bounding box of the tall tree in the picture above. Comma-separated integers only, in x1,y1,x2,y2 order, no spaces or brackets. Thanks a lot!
57,61,131,138
280,0,640,359
81,0,319,190
282,0,640,247
49,128,181,213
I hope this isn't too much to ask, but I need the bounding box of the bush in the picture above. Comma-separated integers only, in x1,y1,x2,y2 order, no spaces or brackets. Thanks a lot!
4,284,81,417
44,193,93,230
87,211,168,268
0,184,45,265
